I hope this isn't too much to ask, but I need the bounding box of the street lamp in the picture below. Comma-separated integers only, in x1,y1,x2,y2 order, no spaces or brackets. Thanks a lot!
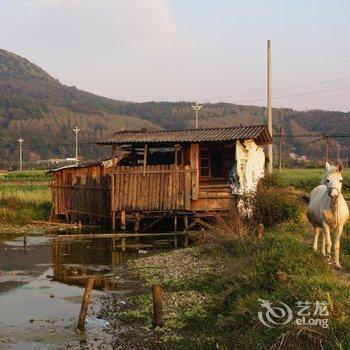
18,138,24,171
73,126,80,164
191,102,202,129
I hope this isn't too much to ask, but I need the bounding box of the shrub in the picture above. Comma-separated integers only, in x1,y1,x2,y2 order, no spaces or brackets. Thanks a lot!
261,172,286,189
199,210,254,257
253,187,302,228
0,195,23,210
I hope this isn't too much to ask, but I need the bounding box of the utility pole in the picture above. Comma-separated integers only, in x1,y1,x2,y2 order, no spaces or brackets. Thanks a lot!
279,126,283,173
73,126,80,164
18,138,24,171
191,102,202,129
267,40,273,173
336,143,341,162
325,136,330,163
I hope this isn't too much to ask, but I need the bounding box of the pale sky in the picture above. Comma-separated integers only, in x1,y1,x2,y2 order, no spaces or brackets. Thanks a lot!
1,0,350,111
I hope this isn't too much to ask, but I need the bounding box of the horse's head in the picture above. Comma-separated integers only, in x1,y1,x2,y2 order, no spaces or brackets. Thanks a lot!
324,162,344,205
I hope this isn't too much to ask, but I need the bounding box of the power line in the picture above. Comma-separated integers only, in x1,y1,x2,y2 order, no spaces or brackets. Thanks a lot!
0,141,99,150
273,133,350,138
224,76,350,100
237,86,350,104
0,132,349,152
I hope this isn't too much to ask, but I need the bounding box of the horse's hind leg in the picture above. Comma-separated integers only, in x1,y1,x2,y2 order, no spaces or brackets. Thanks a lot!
321,230,326,256
313,227,320,252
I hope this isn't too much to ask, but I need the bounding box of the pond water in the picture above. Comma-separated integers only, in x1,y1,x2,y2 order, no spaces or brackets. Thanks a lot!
0,234,144,349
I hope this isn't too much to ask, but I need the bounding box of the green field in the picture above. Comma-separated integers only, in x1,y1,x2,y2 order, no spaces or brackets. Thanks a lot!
0,167,348,229
0,170,51,227
282,168,350,196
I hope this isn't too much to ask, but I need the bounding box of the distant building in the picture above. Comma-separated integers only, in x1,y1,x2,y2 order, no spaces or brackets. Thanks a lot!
289,152,297,160
37,158,78,165
289,153,309,163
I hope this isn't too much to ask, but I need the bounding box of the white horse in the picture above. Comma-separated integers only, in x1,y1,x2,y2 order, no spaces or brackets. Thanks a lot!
307,162,349,268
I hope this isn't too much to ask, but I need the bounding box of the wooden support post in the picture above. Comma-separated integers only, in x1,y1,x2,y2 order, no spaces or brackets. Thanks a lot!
112,211,116,232
134,212,140,232
190,144,199,200
77,277,95,332
174,212,178,231
174,144,179,166
184,215,189,248
134,212,140,243
184,233,189,248
111,145,116,231
174,213,178,249
120,210,126,232
121,236,126,252
143,143,148,176
152,284,164,327
131,145,137,166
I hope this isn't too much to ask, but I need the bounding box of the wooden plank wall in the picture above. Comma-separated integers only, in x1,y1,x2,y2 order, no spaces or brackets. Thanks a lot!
111,165,193,212
50,165,111,223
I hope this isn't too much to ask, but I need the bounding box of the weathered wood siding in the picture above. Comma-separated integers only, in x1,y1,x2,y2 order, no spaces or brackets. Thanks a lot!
111,165,194,211
50,165,111,222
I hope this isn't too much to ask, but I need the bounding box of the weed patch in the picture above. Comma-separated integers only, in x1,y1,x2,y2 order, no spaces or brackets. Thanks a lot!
0,171,51,227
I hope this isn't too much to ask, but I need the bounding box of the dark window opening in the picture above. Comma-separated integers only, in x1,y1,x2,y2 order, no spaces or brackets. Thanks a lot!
199,144,235,180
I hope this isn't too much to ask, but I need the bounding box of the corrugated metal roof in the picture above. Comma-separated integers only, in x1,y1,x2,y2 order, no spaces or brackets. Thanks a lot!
97,125,272,146
47,154,127,173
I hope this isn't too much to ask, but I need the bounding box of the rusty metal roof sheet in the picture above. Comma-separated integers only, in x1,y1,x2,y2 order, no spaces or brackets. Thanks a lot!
96,125,272,146
47,153,127,173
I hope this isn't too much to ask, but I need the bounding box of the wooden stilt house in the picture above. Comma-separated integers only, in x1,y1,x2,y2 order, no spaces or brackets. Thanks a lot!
96,125,272,231
49,154,128,225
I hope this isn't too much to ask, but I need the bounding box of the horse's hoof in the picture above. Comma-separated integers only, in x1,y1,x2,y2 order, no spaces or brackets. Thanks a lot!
335,264,343,270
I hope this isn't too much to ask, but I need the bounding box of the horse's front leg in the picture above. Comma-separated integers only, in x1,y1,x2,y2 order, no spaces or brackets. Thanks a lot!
322,222,332,262
334,225,344,269
321,231,326,256
313,227,320,252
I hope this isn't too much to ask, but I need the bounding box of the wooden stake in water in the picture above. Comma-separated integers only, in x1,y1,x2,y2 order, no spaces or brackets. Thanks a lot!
77,277,95,332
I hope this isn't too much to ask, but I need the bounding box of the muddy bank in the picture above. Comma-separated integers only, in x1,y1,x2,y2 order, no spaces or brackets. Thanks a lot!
0,224,49,237
98,245,230,349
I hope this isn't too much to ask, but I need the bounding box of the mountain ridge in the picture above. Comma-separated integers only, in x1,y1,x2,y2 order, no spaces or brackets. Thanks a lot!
0,48,349,164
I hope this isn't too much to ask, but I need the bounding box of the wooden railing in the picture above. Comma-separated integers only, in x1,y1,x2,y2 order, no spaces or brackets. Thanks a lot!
111,165,195,212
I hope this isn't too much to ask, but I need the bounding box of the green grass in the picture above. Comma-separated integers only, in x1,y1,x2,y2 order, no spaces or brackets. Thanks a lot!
0,170,51,226
120,224,350,349
281,168,350,195
1,170,50,180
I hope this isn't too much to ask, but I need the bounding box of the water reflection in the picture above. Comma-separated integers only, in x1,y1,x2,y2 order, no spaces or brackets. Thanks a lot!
0,236,51,294
0,235,141,349
52,238,139,290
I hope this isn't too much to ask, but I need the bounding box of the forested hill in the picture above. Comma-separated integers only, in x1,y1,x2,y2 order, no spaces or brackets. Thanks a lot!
0,48,349,163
